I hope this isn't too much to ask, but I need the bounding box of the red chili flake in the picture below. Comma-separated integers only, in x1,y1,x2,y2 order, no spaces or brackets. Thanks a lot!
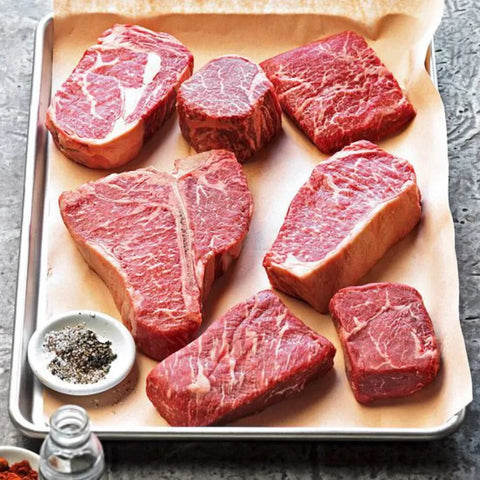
0,458,8,472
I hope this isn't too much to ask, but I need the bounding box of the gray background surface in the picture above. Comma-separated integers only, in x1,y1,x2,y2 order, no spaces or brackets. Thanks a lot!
1,0,478,478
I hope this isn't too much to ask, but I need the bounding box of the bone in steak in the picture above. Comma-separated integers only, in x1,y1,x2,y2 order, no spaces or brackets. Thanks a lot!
263,140,422,313
59,150,253,361
177,55,282,162
46,24,194,169
146,290,336,426
329,282,440,403
261,31,416,154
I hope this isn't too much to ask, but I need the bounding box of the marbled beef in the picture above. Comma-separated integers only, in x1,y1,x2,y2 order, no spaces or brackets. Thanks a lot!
59,150,253,361
330,283,440,403
263,141,422,313
47,24,193,169
146,290,336,426
177,55,282,162
261,31,416,153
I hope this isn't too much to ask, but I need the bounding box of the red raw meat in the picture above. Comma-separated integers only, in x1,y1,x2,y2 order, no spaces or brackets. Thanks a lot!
329,282,440,403
146,290,336,426
177,55,282,162
263,140,422,313
46,24,194,169
59,150,253,361
261,31,416,153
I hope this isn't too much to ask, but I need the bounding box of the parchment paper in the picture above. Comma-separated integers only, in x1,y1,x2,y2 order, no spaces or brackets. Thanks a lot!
41,0,472,430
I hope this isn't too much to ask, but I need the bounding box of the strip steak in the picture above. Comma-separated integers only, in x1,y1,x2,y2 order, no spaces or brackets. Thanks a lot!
177,55,282,162
263,140,422,313
261,31,416,154
329,283,440,403
146,290,336,426
47,24,194,169
59,150,253,361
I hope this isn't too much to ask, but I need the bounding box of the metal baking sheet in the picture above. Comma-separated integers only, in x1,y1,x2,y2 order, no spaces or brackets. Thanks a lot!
9,13,466,440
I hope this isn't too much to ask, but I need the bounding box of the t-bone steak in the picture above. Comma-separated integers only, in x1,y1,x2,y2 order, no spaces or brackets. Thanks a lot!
59,149,253,361
176,55,282,162
46,24,194,169
329,282,440,403
260,31,416,154
263,140,422,313
146,289,336,426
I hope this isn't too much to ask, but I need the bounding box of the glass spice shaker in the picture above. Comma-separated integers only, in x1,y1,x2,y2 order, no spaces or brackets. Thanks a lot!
39,405,105,480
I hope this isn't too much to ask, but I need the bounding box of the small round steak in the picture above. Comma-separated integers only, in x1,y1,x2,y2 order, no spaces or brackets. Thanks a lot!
329,282,440,404
176,55,282,162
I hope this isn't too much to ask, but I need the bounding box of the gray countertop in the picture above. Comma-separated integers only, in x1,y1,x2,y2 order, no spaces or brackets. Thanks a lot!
1,0,479,478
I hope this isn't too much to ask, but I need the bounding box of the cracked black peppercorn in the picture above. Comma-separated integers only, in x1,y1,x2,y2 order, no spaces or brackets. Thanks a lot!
43,324,117,384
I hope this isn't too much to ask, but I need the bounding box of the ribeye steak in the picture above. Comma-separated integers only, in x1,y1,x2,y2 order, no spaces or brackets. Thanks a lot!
177,55,282,162
146,289,336,426
47,24,194,169
261,31,416,154
59,150,253,361
263,140,422,313
329,282,440,403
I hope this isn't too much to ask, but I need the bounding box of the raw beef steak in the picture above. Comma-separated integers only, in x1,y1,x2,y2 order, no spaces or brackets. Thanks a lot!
59,150,253,361
146,290,336,426
261,31,416,154
329,283,440,403
46,24,194,169
263,140,421,313
177,55,282,162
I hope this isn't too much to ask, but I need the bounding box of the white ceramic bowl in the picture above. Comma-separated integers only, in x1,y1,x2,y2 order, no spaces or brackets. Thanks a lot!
0,446,39,471
28,310,136,396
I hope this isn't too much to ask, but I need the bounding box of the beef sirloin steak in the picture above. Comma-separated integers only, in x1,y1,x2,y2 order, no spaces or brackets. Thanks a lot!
47,24,194,169
263,140,422,313
177,55,282,162
146,290,336,426
59,150,253,361
261,31,416,154
329,283,440,403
